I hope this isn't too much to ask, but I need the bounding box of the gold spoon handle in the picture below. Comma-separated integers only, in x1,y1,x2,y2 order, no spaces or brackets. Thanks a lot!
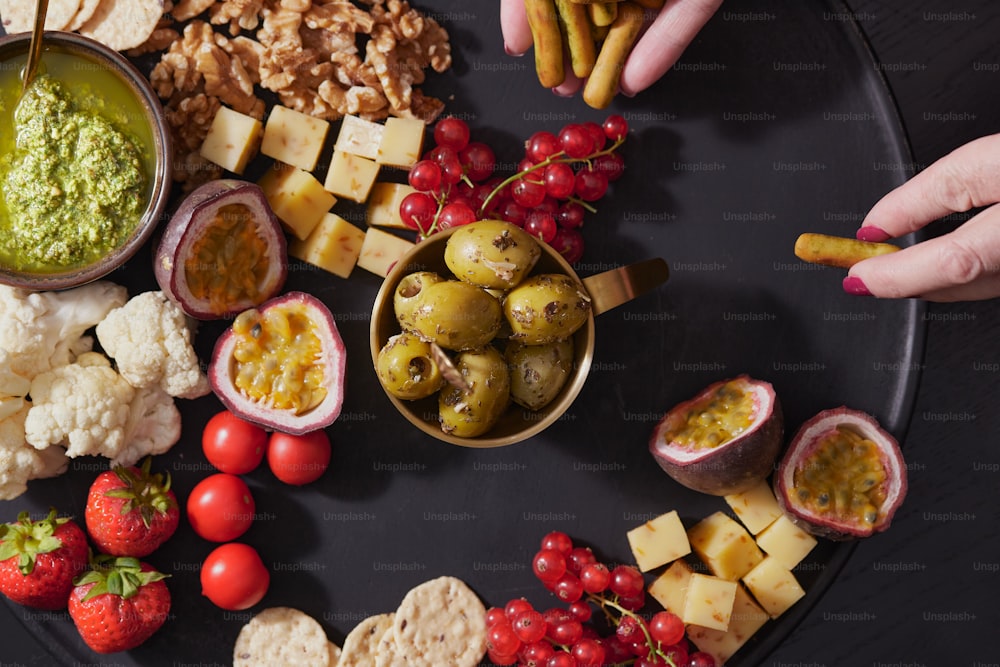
581,257,669,316
22,0,50,93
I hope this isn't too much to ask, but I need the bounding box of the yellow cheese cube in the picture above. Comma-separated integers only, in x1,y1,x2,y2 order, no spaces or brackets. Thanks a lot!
724,480,784,535
741,556,805,619
626,510,692,572
367,182,418,229
687,584,770,664
335,114,385,160
356,227,415,278
687,512,764,581
376,116,425,168
288,213,366,279
261,105,329,172
647,559,694,616
258,163,336,240
755,515,818,570
324,150,381,203
199,105,262,175
681,573,738,631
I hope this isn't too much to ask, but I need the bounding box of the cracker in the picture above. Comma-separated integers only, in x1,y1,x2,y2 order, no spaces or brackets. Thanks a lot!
338,612,395,667
0,0,81,32
391,576,487,667
77,0,164,51
328,641,342,666
374,626,409,667
67,0,102,31
233,607,334,667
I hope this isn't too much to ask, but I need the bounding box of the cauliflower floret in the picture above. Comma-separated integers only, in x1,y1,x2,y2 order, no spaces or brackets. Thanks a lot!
24,352,135,460
0,405,69,500
113,385,182,468
0,282,129,380
96,291,210,400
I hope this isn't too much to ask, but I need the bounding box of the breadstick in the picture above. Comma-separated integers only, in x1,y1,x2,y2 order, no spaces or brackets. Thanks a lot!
588,2,618,27
555,0,597,78
583,1,644,109
632,0,666,8
525,0,565,88
794,233,900,269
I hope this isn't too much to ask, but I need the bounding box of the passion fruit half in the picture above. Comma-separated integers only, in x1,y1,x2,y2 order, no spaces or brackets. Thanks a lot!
208,292,346,435
154,179,287,320
774,407,907,540
649,375,784,496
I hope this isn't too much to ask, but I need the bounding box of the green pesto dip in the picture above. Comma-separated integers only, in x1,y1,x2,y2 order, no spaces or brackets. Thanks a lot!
0,73,147,270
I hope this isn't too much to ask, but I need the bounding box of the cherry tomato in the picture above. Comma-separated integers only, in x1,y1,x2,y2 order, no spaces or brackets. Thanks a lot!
186,473,255,542
266,430,331,486
201,410,268,474
200,542,269,610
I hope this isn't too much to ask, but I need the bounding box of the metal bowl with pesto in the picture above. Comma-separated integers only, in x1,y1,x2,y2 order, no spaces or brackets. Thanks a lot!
0,31,171,290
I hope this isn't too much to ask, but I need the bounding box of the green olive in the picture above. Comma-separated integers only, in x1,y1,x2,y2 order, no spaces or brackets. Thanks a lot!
376,334,444,400
438,345,511,438
505,339,575,411
394,271,445,332
410,280,503,351
444,220,542,290
503,274,591,344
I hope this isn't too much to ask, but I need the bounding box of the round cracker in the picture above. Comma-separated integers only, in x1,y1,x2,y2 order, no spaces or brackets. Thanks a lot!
0,0,81,32
338,613,395,667
374,625,409,667
67,0,102,31
328,641,342,666
392,576,487,667
77,0,163,51
233,607,334,667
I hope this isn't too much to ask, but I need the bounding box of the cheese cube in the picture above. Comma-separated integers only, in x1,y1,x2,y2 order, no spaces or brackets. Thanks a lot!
367,182,418,229
260,105,329,171
681,573,738,631
335,114,385,160
741,557,805,619
755,515,818,570
647,559,694,616
687,512,764,581
626,510,691,572
724,481,784,535
356,227,415,278
200,105,262,174
324,150,380,203
376,116,425,168
258,163,336,240
288,213,366,279
687,584,770,664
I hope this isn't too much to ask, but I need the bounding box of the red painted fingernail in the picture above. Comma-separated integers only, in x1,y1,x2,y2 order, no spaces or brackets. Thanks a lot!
856,226,891,243
842,276,872,296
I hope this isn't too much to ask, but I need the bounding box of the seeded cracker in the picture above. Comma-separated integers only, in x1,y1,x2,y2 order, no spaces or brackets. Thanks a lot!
338,612,395,667
0,0,81,32
374,625,409,667
391,576,487,667
77,0,163,51
233,607,334,667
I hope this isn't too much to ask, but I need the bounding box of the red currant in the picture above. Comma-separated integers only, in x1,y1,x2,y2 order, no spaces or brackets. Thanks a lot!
649,611,685,646
594,152,625,182
556,202,585,229
636,655,665,667
689,651,717,667
540,530,574,554
543,162,576,199
487,648,518,665
511,176,547,208
603,114,629,141
615,614,647,645
618,591,646,612
524,210,558,243
511,609,548,644
433,116,470,151
487,618,522,656
581,121,607,152
571,638,606,667
559,124,595,159
532,549,567,583
526,130,560,162
407,159,442,192
504,597,534,620
565,546,597,575
600,636,634,663
545,652,577,667
579,562,611,593
521,641,557,666
427,145,463,185
549,618,583,645
551,227,585,264
552,571,584,603
485,606,507,627
661,641,689,665
399,191,438,234
499,199,528,227
609,565,644,598
543,607,575,628
574,166,609,202
459,141,496,182
437,201,476,229
567,600,592,623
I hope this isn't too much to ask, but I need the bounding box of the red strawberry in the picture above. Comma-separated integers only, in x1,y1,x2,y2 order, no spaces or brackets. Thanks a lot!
85,458,179,557
0,509,89,609
69,556,171,654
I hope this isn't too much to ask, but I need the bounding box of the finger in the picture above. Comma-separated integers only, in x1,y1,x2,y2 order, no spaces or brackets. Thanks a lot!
848,204,1000,301
501,0,533,56
858,132,1000,240
619,0,723,96
552,67,583,97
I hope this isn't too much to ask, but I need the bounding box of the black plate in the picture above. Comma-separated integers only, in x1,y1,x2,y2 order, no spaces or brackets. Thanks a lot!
1,0,923,664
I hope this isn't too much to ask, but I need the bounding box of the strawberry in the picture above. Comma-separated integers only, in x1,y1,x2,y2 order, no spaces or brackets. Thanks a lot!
85,458,179,557
0,509,89,609
69,555,171,654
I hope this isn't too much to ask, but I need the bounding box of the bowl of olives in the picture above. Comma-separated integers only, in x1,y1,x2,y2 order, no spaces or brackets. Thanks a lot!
370,220,669,448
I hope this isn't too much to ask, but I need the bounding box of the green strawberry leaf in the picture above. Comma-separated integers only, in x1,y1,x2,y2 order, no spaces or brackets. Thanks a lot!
0,508,71,575
77,555,169,601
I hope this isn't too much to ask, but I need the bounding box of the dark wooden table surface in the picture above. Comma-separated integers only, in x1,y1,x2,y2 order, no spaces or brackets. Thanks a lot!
2,0,998,665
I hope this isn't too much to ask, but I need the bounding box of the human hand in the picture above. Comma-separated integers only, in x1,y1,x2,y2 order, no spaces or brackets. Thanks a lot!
500,0,724,98
847,133,1000,302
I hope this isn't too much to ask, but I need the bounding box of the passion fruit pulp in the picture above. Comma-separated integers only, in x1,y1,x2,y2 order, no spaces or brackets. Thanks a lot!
649,375,784,496
208,292,345,435
774,407,907,540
